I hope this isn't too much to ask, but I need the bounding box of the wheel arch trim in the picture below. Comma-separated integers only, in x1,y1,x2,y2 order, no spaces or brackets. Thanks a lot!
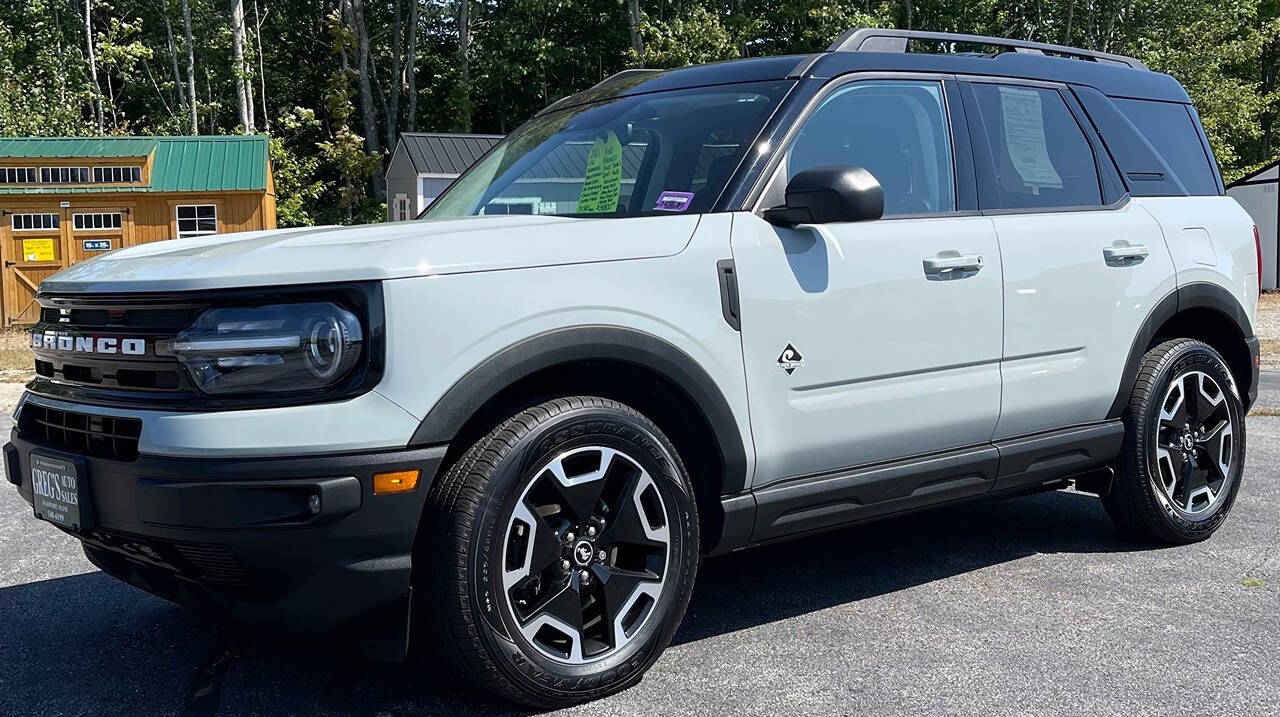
1107,282,1256,418
408,325,751,496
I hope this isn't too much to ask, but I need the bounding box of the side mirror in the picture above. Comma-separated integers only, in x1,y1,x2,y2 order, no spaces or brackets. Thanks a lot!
763,166,884,226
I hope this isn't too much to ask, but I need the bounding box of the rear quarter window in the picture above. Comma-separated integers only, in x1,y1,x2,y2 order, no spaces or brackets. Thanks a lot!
1113,98,1220,196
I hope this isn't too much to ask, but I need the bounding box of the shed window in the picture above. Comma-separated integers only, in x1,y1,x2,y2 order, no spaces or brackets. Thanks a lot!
73,212,123,230
393,194,410,221
0,167,37,183
40,167,91,183
11,213,60,231
176,204,217,238
92,166,142,183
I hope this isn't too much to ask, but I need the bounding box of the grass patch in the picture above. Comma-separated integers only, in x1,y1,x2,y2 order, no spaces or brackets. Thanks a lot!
0,329,33,383
1240,577,1267,588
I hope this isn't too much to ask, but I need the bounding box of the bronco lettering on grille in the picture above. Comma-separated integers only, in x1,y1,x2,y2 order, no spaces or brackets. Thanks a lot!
32,331,146,356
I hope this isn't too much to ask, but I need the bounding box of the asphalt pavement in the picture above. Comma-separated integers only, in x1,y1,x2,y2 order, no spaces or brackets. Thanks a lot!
0,381,1276,717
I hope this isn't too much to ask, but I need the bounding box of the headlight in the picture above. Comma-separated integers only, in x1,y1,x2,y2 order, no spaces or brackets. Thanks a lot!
173,302,363,395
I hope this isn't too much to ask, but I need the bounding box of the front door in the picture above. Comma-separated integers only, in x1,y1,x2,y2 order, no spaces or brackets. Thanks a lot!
732,77,1004,487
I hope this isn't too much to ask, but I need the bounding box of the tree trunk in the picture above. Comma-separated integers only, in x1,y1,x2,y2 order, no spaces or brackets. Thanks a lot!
1064,0,1075,44
457,0,471,131
162,8,188,116
406,0,418,131
231,0,254,133
254,0,268,131
182,0,199,134
627,0,642,54
351,0,385,200
386,0,402,151
84,0,104,133
904,0,912,30
206,69,215,133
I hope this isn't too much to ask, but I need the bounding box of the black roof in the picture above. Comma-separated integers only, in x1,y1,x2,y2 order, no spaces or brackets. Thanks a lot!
398,133,503,175
542,48,1189,115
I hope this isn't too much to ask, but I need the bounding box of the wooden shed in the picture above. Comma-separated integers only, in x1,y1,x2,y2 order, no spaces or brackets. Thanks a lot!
0,135,275,325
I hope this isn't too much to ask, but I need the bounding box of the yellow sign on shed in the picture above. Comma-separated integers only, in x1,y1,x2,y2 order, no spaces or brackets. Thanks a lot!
22,238,56,262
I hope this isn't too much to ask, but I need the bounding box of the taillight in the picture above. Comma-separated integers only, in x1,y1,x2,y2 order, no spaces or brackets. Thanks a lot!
1255,225,1264,296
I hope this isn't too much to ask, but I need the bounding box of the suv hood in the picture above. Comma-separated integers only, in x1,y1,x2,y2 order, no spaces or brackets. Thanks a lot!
41,214,701,294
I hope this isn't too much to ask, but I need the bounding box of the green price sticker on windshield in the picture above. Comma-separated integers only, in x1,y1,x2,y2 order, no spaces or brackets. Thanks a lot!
576,131,623,214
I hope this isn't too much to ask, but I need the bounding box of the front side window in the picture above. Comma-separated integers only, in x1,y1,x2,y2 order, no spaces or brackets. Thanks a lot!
424,81,790,219
969,83,1102,209
784,80,956,216
176,204,217,238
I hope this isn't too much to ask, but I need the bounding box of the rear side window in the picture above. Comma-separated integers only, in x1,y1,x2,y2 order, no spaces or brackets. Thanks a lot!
969,83,1102,209
1113,98,1219,196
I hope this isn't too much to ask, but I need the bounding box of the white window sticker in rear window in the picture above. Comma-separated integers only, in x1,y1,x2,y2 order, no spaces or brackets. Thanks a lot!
998,86,1063,192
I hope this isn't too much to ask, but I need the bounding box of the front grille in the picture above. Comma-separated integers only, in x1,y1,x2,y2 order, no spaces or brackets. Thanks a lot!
30,295,204,397
18,403,142,461
40,305,197,328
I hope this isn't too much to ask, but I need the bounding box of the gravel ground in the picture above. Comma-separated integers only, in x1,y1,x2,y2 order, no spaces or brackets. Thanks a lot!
1259,292,1279,370
0,383,1276,717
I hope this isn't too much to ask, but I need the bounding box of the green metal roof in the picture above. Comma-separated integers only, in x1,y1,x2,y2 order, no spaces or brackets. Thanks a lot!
0,135,269,194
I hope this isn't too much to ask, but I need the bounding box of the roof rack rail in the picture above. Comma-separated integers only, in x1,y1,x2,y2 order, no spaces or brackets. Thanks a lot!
827,28,1146,70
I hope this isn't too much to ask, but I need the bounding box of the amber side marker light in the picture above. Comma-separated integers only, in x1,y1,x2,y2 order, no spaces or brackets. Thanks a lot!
374,469,420,494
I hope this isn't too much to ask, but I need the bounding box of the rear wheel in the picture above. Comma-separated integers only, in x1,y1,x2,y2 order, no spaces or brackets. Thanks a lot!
1103,339,1246,543
419,396,698,708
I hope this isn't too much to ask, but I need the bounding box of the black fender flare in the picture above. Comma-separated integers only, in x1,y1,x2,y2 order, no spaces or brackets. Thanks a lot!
408,325,750,496
1107,282,1256,418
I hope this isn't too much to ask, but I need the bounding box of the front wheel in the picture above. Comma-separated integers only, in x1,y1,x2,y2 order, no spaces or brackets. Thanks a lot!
1103,339,1246,544
419,396,699,708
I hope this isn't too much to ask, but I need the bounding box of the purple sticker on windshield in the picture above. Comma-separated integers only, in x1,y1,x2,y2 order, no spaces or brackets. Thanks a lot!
654,191,695,212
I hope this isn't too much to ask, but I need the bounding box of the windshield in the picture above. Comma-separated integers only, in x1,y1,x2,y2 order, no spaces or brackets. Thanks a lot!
423,81,791,219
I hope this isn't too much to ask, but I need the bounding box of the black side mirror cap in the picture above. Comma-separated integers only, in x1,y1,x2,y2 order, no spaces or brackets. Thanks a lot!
764,166,884,226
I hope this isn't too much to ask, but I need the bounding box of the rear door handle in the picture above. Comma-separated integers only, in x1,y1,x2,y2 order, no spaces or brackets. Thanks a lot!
1103,243,1149,266
924,253,983,277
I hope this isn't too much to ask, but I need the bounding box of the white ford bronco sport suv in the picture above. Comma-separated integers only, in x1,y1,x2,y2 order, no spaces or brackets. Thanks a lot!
7,29,1263,708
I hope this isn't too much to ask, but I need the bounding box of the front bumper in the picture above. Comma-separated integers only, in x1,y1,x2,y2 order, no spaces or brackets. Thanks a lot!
5,429,445,661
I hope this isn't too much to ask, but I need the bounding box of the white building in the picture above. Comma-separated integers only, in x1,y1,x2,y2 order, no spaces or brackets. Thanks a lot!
1227,161,1279,290
385,133,503,222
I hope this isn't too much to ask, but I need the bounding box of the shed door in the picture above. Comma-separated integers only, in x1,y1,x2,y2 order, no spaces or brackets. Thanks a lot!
68,207,133,263
3,207,66,326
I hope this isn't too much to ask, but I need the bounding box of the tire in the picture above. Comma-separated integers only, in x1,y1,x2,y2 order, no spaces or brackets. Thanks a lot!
418,396,699,708
1103,339,1246,544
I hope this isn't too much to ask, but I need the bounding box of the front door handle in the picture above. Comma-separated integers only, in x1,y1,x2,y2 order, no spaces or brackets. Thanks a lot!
1103,243,1149,266
924,253,983,278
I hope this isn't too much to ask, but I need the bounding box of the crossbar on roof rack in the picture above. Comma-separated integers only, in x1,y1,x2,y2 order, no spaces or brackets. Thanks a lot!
827,28,1146,70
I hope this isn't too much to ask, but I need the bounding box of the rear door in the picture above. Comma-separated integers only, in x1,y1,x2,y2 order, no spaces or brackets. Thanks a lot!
733,76,1004,487
961,79,1175,439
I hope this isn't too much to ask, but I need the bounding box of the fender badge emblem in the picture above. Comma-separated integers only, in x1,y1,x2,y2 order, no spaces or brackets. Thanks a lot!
777,344,804,375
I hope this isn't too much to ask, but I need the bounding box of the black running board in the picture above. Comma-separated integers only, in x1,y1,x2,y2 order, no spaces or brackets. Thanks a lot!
708,420,1123,554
